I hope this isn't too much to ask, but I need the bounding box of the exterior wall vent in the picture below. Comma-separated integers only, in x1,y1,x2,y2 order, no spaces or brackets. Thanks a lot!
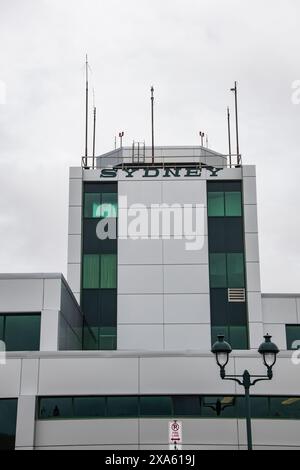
228,288,246,303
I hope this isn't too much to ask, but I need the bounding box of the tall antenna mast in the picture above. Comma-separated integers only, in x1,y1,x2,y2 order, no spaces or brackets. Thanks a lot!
199,131,205,147
227,107,232,168
84,54,89,167
92,106,97,169
231,81,240,165
151,86,155,165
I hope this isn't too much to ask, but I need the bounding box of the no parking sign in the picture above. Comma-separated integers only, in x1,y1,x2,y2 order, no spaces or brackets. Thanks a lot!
169,420,182,450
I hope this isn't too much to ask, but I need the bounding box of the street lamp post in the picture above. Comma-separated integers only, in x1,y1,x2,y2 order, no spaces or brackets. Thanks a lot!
211,334,279,451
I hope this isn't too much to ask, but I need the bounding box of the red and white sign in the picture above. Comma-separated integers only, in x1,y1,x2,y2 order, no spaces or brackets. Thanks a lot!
169,420,182,449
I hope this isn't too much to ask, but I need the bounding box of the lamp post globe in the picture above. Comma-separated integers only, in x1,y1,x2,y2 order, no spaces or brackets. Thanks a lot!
211,335,232,369
258,334,280,370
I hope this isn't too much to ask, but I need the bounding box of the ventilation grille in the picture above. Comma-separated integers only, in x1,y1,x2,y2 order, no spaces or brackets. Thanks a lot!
228,288,246,303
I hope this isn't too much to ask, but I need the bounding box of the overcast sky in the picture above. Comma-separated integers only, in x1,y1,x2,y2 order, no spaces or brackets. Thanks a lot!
0,0,299,293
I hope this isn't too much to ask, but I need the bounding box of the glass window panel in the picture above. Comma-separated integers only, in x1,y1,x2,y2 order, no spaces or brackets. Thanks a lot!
83,255,100,289
270,397,300,419
224,218,244,252
100,254,117,289
202,396,237,418
82,290,100,326
286,325,300,350
210,289,228,326
83,326,99,350
101,193,118,218
140,397,173,417
100,291,117,327
208,192,225,217
5,315,40,351
39,398,73,419
173,396,201,417
209,253,227,288
74,397,106,418
227,302,248,326
107,397,138,418
208,218,226,253
229,326,248,350
0,316,4,342
227,253,245,288
0,399,18,450
225,192,242,216
84,193,101,218
237,397,269,419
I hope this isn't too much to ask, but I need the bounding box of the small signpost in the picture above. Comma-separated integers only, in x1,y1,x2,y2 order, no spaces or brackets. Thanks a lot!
169,420,182,450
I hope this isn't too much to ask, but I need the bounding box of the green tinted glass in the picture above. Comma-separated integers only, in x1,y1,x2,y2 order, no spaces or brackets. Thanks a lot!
202,396,237,418
0,399,18,450
229,326,248,350
83,255,100,289
208,192,225,216
227,253,245,288
39,398,73,419
270,397,300,419
210,253,227,288
140,397,173,416
0,316,4,342
173,396,201,417
225,192,242,216
286,325,300,350
5,315,40,351
107,397,139,418
101,193,118,218
101,254,117,289
74,397,106,418
84,193,101,218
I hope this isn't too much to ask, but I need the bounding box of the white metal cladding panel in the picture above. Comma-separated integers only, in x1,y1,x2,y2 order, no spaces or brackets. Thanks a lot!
164,324,211,351
0,279,43,312
243,177,257,205
118,294,164,324
243,205,258,233
68,206,82,235
119,181,163,207
247,292,263,323
238,420,300,448
163,238,208,265
139,419,239,446
164,294,210,324
67,264,81,294
245,262,261,293
118,239,163,265
263,323,287,350
248,322,264,350
164,265,209,294
69,178,82,207
118,265,163,294
242,165,256,178
118,325,164,351
139,357,236,395
43,279,61,311
161,180,207,206
297,299,300,323
38,358,139,395
15,396,36,449
244,233,260,263
40,310,59,352
35,420,139,448
68,235,82,264
262,297,298,324
0,359,22,398
20,359,39,396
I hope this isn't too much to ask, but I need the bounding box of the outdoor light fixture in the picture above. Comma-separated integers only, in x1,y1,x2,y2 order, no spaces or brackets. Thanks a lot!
212,334,279,451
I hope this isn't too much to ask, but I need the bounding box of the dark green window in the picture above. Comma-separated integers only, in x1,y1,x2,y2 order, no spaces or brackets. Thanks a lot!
211,325,248,350
84,192,118,219
207,183,242,217
286,325,300,350
39,398,73,419
74,397,106,418
0,399,18,450
209,253,245,288
140,397,173,417
99,327,117,350
202,396,237,418
83,255,117,290
0,314,41,352
173,396,201,417
208,218,244,253
107,397,139,418
270,397,300,419
210,289,247,327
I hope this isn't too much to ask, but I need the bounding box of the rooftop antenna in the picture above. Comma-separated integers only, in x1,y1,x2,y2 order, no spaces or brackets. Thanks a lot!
119,131,125,148
114,135,117,149
199,131,205,147
206,134,209,148
151,86,155,164
231,81,241,165
84,54,89,167
92,106,97,169
227,107,232,168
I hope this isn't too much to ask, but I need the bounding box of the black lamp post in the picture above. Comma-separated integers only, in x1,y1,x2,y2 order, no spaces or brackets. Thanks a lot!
211,334,279,451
